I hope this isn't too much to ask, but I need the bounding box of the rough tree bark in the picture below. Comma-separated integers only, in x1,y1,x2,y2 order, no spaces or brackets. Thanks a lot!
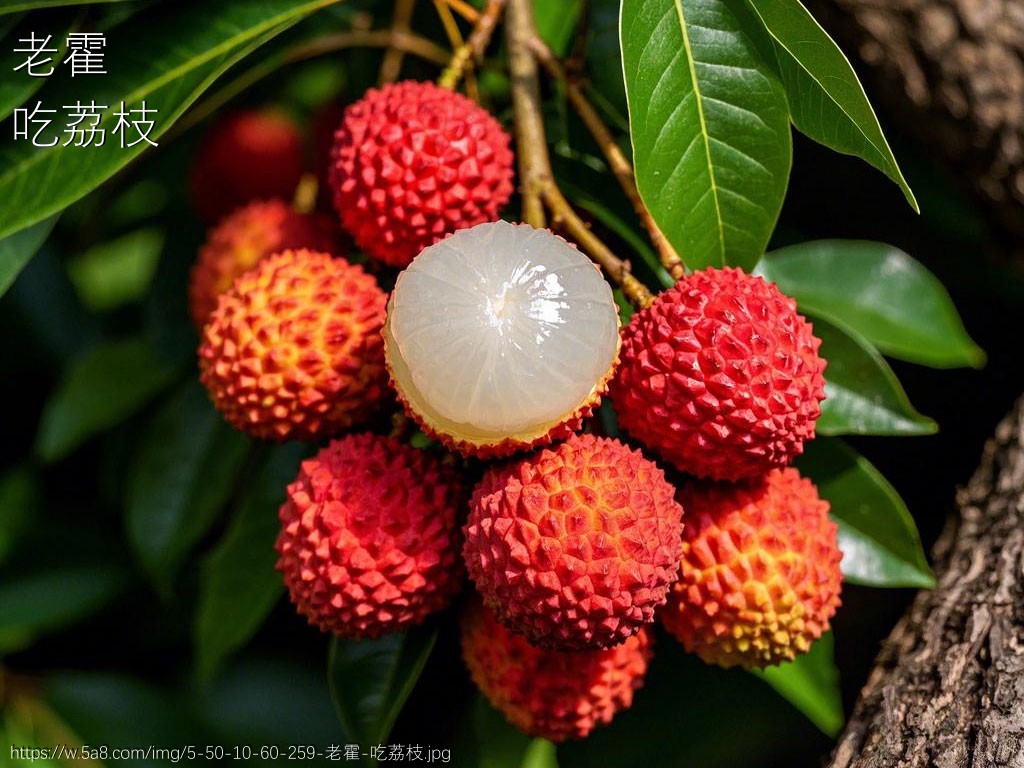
805,0,1024,245
829,397,1024,768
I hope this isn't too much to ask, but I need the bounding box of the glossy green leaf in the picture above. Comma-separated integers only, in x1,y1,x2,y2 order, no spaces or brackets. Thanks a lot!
473,697,559,768
126,380,249,592
757,240,984,368
194,443,310,685
34,337,176,462
1,0,127,14
743,0,917,210
814,315,936,436
0,0,341,240
621,0,792,270
0,214,57,299
0,564,127,652
0,13,74,121
751,632,843,736
328,625,438,765
534,0,583,56
800,438,934,588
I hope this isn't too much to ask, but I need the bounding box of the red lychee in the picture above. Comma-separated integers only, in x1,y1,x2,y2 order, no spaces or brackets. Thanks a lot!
276,434,464,638
198,249,386,440
611,267,826,481
190,109,305,224
462,600,652,742
328,80,514,267
660,467,843,668
188,199,337,329
463,434,683,650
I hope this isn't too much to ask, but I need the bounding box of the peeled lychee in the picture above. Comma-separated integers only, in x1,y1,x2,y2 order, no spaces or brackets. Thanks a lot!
198,249,386,440
276,434,464,638
463,433,683,650
611,267,826,481
328,80,514,267
384,221,620,458
190,109,305,224
661,468,842,669
462,600,652,742
188,199,337,329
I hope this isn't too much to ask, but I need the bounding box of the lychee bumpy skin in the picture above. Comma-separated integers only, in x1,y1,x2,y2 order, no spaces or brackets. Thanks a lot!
384,221,620,458
328,80,514,267
276,434,464,638
190,109,305,224
461,600,652,742
463,433,683,650
660,468,843,669
611,267,827,481
198,249,386,441
188,199,336,329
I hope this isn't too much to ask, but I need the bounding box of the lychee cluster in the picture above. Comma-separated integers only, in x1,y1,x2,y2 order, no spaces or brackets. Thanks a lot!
184,81,844,746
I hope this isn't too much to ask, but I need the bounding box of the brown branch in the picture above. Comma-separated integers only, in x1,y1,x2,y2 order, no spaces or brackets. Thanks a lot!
529,35,685,281
506,0,654,309
379,0,417,86
443,0,481,23
438,0,507,91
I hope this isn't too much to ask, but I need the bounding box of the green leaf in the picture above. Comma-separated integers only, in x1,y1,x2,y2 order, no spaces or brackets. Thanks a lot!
0,0,342,241
126,380,249,592
534,0,583,56
799,437,935,588
1,0,127,14
194,444,310,685
0,12,75,121
757,240,984,369
751,632,843,736
813,315,937,436
473,697,559,768
66,228,163,312
34,337,176,462
0,214,57,299
328,625,438,764
0,564,127,653
742,0,917,211
621,0,792,271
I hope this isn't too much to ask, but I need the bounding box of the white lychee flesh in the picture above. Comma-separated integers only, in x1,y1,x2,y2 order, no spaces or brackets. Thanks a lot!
385,221,619,447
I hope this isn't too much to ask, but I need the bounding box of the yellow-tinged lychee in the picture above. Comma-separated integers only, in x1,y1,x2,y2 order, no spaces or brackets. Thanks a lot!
660,467,843,668
198,249,386,440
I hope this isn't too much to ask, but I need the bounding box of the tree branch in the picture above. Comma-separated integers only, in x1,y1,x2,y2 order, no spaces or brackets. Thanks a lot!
379,0,417,86
505,0,655,308
439,0,506,92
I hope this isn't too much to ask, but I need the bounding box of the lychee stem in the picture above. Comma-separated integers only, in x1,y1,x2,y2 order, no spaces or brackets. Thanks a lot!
433,0,481,102
379,0,417,86
438,0,506,91
442,0,481,23
506,0,655,309
528,36,686,283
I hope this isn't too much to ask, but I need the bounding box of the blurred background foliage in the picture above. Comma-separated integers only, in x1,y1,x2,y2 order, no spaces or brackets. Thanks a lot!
1,1,1021,767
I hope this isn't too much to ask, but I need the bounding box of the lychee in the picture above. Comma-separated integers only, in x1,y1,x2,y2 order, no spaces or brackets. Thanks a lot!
188,199,337,329
190,109,305,224
462,600,652,742
611,267,826,481
660,468,842,669
276,434,464,638
328,80,514,267
384,221,620,458
463,433,683,650
198,249,386,440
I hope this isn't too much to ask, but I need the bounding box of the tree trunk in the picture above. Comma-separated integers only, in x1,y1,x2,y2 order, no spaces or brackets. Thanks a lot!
829,397,1024,768
805,0,1024,246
